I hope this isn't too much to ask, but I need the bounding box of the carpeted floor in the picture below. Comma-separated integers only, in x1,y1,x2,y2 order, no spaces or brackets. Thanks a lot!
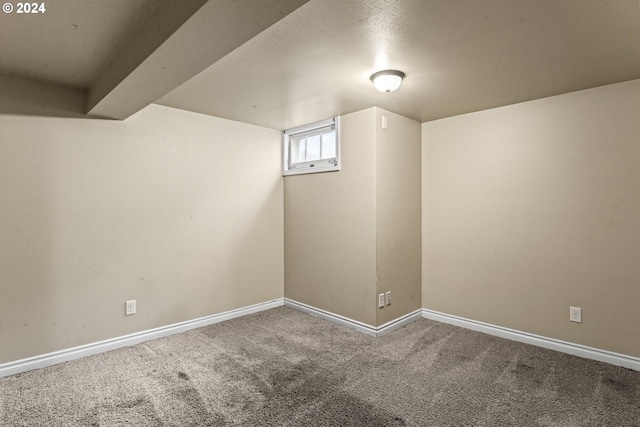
0,306,638,426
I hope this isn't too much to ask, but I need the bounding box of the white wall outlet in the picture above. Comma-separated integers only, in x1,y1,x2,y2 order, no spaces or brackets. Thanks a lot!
381,115,388,130
385,291,391,306
378,293,385,308
569,306,581,323
125,300,136,316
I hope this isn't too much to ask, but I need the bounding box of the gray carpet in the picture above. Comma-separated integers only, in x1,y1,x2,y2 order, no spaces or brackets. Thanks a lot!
1,307,638,426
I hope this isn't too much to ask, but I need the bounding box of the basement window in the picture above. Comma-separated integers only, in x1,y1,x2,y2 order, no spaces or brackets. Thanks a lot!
283,117,340,176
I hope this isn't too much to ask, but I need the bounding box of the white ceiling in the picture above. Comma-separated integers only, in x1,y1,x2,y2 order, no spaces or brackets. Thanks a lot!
2,0,640,129
0,0,162,87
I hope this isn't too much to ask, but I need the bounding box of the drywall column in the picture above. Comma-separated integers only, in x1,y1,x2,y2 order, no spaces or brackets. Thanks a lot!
375,109,422,327
284,108,378,326
284,107,421,329
422,79,640,358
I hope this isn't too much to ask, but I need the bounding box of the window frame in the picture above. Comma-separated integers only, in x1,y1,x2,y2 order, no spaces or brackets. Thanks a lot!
282,117,340,176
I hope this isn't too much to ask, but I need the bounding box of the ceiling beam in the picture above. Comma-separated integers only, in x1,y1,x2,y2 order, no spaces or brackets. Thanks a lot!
87,0,309,120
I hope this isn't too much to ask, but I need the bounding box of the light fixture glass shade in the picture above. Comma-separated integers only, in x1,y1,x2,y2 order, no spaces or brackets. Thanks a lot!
370,70,405,92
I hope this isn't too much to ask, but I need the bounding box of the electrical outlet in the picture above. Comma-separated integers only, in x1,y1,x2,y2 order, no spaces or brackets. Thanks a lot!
378,293,385,308
569,306,581,323
125,300,136,316
386,291,391,306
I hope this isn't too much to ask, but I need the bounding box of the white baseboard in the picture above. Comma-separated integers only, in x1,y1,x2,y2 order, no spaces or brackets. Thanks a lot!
6,300,633,379
0,298,285,379
422,308,640,372
284,298,421,337
377,309,423,336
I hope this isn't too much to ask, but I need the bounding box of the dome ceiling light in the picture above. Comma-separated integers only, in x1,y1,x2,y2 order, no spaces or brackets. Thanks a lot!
370,70,405,92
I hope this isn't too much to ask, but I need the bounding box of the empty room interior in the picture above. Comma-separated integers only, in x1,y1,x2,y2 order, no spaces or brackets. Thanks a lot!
1,0,639,425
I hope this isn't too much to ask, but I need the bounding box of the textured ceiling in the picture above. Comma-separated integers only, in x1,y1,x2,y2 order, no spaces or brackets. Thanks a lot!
1,0,640,128
0,0,309,119
0,0,162,87
157,0,640,129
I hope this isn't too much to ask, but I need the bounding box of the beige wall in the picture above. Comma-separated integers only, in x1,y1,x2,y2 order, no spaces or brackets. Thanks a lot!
422,79,640,357
375,109,422,326
0,104,284,364
284,107,421,328
284,108,378,326
7,69,635,367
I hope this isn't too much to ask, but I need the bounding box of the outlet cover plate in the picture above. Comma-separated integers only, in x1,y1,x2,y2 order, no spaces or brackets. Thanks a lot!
125,300,136,316
570,306,581,323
